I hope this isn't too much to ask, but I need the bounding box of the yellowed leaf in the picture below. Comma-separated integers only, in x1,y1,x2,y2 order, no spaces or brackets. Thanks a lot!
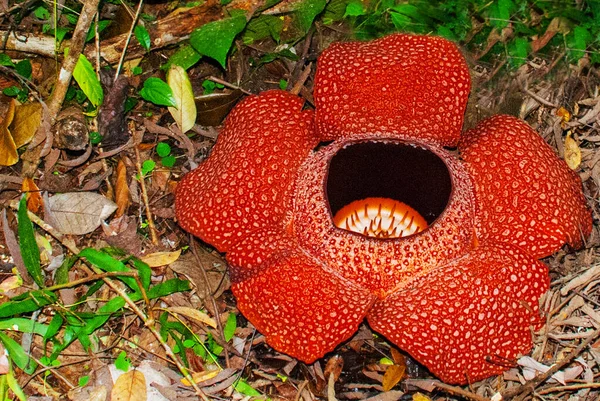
412,393,432,401
169,306,217,328
115,158,131,218
111,370,147,401
140,249,181,267
0,275,22,293
556,106,571,124
10,102,42,148
382,364,405,392
564,131,581,170
167,64,196,133
22,177,42,213
180,369,220,386
0,99,18,166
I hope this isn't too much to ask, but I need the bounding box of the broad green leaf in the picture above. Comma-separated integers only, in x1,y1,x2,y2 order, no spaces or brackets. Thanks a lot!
15,60,32,80
167,64,196,133
73,54,104,107
0,331,36,374
488,0,516,29
79,248,139,292
18,196,44,287
0,318,48,336
508,37,530,68
161,155,176,167
134,25,151,52
0,54,15,67
139,77,176,107
190,12,247,68
294,0,327,32
0,290,57,318
164,45,202,71
345,1,366,17
223,312,236,342
243,15,284,44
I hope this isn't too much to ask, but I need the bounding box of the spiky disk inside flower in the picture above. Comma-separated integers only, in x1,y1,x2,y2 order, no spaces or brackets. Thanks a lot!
293,136,476,297
459,115,592,258
314,34,471,147
175,90,318,252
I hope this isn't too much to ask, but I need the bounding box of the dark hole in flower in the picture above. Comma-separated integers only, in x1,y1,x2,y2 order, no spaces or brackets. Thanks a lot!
326,141,452,238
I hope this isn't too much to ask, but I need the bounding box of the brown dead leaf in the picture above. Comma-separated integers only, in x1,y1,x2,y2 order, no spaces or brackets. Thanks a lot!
22,178,42,213
564,131,581,170
115,158,131,218
0,99,17,166
140,250,181,267
382,364,405,392
169,306,217,328
46,192,117,235
169,251,230,300
111,369,147,401
10,102,42,148
324,355,344,382
196,89,243,126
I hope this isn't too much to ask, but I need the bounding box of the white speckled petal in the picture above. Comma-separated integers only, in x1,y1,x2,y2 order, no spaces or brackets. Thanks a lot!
368,242,549,384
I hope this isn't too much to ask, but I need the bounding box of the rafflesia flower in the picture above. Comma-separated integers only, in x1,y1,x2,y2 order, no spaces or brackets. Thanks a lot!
176,34,592,384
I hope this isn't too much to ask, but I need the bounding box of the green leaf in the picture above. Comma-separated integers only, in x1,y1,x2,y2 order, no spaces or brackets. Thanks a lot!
508,37,530,68
161,155,176,168
164,45,202,71
156,142,171,157
84,296,126,334
234,379,261,397
85,20,112,42
0,53,15,67
294,0,327,32
134,25,151,51
567,25,592,61
44,314,64,341
73,54,104,107
6,371,27,401
115,350,130,371
489,0,516,29
146,278,190,299
223,312,236,342
345,1,366,17
139,77,176,107
129,258,151,291
0,290,57,318
141,159,156,176
0,331,36,374
190,11,247,68
79,248,139,292
79,375,90,387
34,6,50,19
17,196,44,287
243,15,284,44
0,318,48,336
15,60,32,80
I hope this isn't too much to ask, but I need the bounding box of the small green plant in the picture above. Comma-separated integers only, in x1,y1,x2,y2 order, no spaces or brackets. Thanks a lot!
156,142,176,167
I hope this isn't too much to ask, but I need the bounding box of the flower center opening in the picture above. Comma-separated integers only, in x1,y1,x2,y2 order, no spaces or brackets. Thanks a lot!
326,141,452,239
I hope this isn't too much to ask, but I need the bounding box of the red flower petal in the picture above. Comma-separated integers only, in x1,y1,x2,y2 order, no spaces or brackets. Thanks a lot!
175,90,317,252
459,115,592,258
228,231,376,363
293,134,475,296
314,34,470,147
367,242,549,384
